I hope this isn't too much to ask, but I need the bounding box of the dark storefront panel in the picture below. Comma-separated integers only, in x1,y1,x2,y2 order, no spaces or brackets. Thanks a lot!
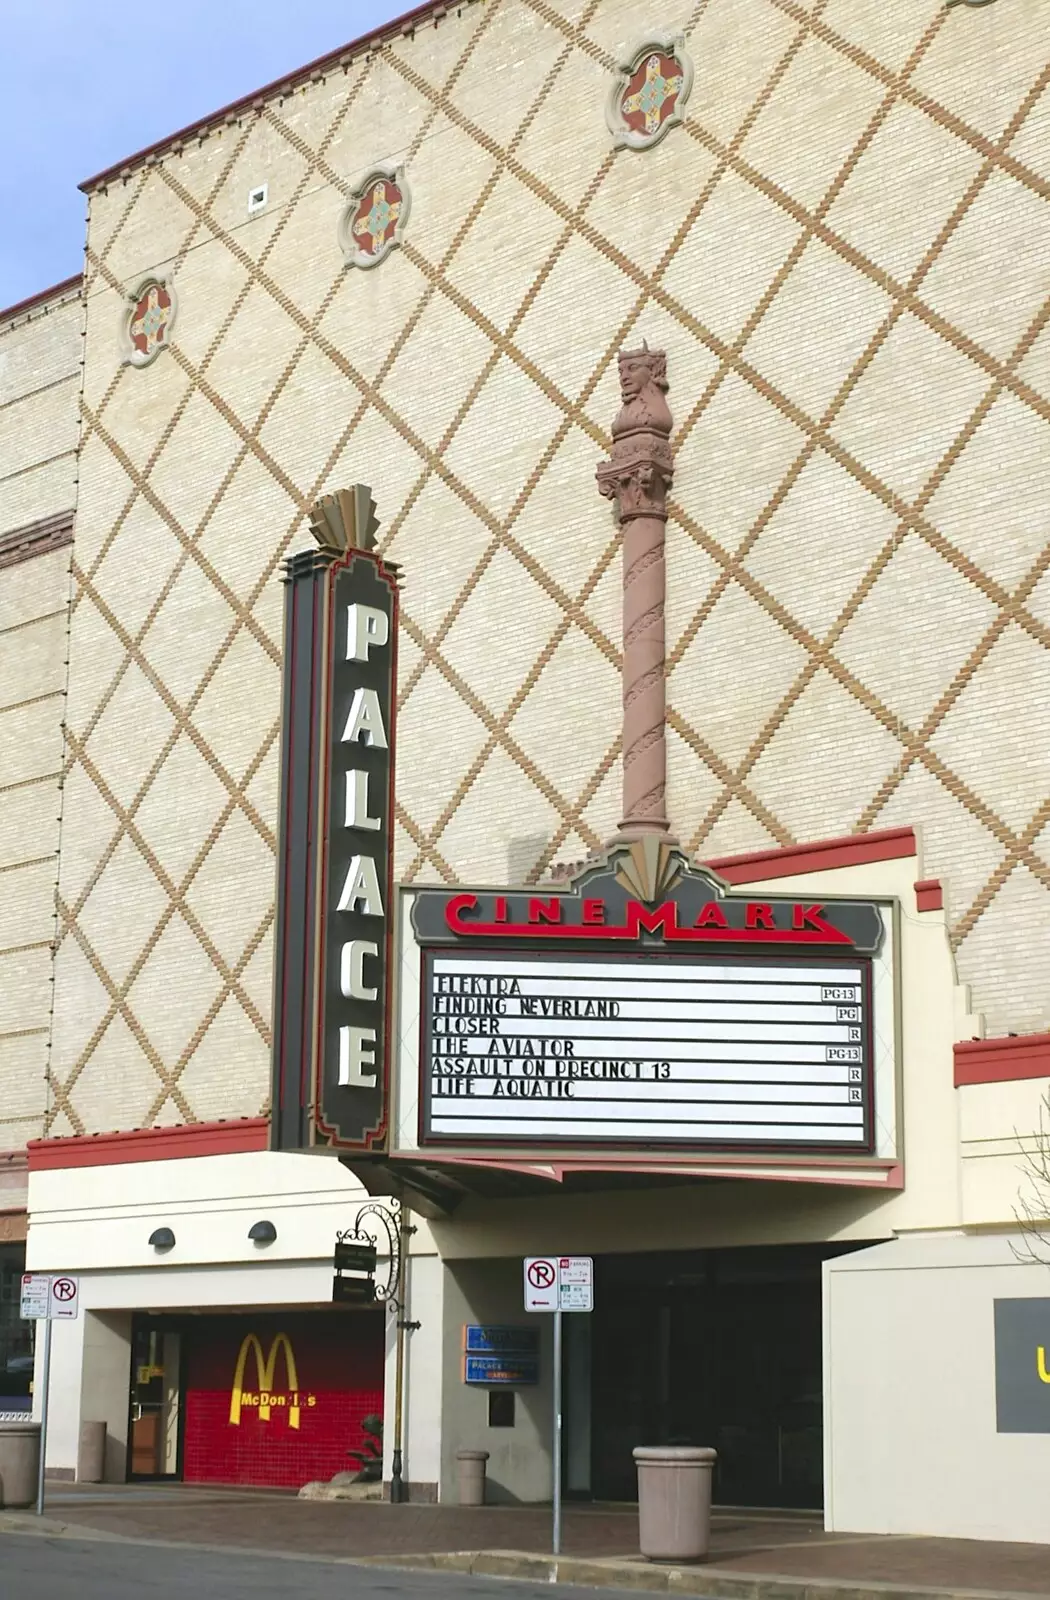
180,1312,383,1490
590,1244,864,1508
0,1244,32,1412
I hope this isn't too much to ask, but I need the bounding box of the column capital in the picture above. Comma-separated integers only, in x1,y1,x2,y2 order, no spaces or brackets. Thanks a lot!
595,345,675,522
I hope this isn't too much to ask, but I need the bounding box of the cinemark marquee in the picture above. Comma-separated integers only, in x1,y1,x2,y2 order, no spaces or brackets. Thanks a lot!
406,853,895,1159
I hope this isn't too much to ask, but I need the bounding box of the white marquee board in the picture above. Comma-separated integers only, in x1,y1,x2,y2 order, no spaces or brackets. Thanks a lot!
421,952,873,1150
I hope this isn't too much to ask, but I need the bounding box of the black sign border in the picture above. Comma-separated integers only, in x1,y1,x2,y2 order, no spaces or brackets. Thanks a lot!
312,548,399,1153
417,944,876,1157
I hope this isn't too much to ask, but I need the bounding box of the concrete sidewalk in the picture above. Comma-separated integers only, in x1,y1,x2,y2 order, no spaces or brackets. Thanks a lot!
2,1487,1048,1599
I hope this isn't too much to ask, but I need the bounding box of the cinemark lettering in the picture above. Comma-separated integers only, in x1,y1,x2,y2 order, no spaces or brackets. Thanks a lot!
442,894,849,943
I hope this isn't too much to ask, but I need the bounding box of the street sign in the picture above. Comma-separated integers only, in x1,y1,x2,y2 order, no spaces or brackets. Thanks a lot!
522,1254,594,1560
464,1325,539,1356
524,1257,559,1311
523,1256,593,1313
19,1274,50,1320
334,1240,378,1274
50,1276,79,1320
463,1353,540,1386
20,1274,81,1321
557,1256,593,1312
332,1274,376,1305
19,1274,78,1517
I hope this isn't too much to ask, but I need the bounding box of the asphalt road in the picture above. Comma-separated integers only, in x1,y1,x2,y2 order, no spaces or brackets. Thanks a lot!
0,1533,626,1599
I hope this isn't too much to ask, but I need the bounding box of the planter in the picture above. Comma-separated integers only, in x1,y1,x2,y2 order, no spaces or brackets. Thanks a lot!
455,1448,489,1506
633,1445,717,1563
0,1420,41,1509
78,1420,106,1484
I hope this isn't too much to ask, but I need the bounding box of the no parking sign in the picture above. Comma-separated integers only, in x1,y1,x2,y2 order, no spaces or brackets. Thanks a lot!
523,1256,592,1312
19,1274,79,1321
50,1276,79,1320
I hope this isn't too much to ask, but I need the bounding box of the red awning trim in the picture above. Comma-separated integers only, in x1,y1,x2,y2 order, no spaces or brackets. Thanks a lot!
914,879,944,912
27,1118,269,1170
955,1034,1050,1088
704,827,918,885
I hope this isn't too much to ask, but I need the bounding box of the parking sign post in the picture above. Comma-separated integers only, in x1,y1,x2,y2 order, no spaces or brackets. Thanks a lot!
552,1305,563,1555
35,1319,52,1517
523,1257,593,1556
20,1272,78,1516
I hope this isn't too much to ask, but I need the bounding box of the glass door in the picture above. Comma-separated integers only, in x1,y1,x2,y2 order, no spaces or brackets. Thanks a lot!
588,1245,866,1507
128,1323,182,1479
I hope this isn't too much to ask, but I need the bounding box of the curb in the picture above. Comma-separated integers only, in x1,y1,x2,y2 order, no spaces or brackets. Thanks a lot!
1,1521,1045,1600
0,1513,126,1542
356,1549,1049,1600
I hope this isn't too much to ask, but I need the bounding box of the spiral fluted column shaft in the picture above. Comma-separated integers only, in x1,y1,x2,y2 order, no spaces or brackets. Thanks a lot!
621,504,670,834
596,347,675,842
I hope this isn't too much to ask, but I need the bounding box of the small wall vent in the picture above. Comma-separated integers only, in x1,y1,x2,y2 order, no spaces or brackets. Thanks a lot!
247,183,268,216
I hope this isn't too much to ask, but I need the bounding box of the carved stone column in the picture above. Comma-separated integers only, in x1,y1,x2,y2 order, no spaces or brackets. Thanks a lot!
597,346,675,839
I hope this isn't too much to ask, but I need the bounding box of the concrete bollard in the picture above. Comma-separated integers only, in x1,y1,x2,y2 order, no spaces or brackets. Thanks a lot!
78,1420,106,1483
633,1445,718,1563
455,1448,489,1506
0,1420,42,1509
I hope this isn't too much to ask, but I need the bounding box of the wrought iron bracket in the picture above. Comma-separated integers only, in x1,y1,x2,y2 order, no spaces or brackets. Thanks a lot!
337,1198,409,1314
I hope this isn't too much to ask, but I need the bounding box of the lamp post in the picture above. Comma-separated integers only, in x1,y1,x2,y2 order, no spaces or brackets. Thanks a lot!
334,1198,417,1503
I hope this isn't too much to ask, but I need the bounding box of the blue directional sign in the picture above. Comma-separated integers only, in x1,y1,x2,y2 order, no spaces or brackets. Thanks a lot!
463,1353,539,1386
464,1325,539,1356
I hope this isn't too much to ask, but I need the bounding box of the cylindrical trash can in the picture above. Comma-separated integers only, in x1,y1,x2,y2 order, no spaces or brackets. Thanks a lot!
0,1420,41,1510
633,1446,717,1563
455,1448,489,1506
78,1420,106,1484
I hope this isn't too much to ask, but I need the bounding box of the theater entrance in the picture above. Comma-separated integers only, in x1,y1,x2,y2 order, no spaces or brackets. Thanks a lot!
128,1320,182,1479
585,1243,863,1508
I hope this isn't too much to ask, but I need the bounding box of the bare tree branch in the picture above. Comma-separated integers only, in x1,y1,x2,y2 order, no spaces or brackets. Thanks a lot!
1012,1089,1050,1265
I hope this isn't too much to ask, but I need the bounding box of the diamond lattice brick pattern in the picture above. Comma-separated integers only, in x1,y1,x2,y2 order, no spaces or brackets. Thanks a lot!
48,0,1050,1134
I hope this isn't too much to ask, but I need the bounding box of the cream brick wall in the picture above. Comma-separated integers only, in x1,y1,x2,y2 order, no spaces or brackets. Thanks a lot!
48,0,1050,1136
0,284,81,1155
0,289,81,537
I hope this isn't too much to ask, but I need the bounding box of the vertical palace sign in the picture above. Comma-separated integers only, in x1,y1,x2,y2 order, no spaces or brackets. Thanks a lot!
271,487,398,1153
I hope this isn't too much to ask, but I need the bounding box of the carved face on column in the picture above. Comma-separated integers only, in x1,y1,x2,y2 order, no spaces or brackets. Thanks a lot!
618,348,667,402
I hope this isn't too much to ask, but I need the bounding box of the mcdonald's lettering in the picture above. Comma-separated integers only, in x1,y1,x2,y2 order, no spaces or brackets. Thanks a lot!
1038,1346,1050,1385
229,1334,316,1430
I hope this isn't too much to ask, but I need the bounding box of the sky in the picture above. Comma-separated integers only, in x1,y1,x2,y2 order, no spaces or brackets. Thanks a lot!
0,0,405,308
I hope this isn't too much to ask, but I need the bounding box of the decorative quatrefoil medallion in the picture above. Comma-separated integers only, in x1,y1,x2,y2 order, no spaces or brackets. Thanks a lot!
338,164,411,270
606,35,694,152
121,273,177,367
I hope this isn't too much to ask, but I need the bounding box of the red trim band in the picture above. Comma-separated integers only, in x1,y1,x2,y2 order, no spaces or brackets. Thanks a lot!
914,879,943,913
706,828,917,885
0,510,75,573
0,275,81,325
955,1035,1050,1088
28,1118,269,1171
